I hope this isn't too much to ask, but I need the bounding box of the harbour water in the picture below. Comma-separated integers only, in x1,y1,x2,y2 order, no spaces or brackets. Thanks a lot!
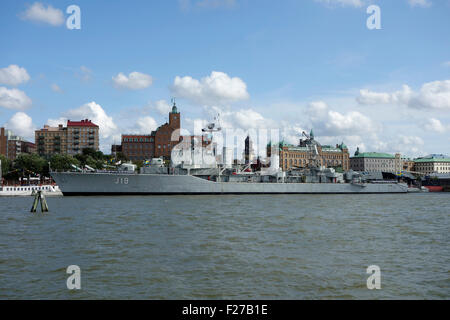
0,193,448,299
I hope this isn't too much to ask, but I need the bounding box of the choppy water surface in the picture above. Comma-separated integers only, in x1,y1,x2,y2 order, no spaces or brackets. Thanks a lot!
0,193,449,299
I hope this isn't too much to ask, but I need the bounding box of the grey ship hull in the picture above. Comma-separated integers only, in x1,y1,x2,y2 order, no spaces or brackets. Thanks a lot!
51,172,409,195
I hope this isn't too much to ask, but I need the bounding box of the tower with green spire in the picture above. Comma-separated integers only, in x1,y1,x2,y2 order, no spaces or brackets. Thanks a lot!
309,129,314,139
169,98,180,130
171,98,179,114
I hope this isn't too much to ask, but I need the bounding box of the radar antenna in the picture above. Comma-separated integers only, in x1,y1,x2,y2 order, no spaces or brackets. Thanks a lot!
202,113,222,133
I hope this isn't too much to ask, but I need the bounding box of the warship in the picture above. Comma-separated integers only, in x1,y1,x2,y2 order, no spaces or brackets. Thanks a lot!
51,124,408,195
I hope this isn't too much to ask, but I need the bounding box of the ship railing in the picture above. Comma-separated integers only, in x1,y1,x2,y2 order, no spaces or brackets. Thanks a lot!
370,180,399,184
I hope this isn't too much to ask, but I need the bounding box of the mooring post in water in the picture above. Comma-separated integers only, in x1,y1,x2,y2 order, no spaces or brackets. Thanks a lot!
31,190,49,213
31,191,39,212
40,191,49,212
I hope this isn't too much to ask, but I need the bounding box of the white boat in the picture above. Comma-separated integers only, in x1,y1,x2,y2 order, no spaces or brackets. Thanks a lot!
0,185,63,197
407,186,429,193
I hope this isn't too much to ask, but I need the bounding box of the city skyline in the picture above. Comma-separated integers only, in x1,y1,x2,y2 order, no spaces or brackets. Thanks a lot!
1,0,449,157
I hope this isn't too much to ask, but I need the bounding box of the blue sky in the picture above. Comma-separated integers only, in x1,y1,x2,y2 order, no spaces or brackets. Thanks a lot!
0,0,449,156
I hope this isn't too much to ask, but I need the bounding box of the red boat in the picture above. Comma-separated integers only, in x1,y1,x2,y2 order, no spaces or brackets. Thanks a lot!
423,186,444,192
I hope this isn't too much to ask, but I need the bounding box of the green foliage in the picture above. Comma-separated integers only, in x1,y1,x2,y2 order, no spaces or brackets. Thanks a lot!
132,160,144,170
50,154,80,171
14,153,47,175
333,166,344,173
82,147,105,160
0,154,11,177
73,148,108,169
115,152,128,162
74,154,99,169
3,148,123,181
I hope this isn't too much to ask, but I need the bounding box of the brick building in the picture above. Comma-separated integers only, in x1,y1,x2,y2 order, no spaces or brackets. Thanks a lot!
0,127,7,157
35,119,99,157
121,103,181,161
66,119,99,155
7,140,36,160
402,158,415,172
35,124,68,157
271,130,350,171
1,127,36,160
111,144,122,155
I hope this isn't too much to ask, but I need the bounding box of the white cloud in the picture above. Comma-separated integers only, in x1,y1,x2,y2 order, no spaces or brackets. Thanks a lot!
112,72,153,90
139,99,172,117
154,100,172,115
307,101,377,136
424,118,448,133
386,135,425,156
47,102,162,153
46,117,67,127
357,89,392,105
314,0,365,8
4,112,35,139
50,83,63,93
64,102,118,142
171,71,249,105
136,117,158,133
0,65,30,86
410,80,450,110
357,80,450,110
20,2,65,26
354,133,425,157
48,102,120,153
0,87,32,110
408,0,432,8
203,106,276,131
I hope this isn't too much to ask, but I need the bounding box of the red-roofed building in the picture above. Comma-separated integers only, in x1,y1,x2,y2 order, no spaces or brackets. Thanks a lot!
67,119,99,155
35,119,100,157
67,119,99,127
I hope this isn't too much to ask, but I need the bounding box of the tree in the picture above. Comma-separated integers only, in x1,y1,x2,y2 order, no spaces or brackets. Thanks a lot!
115,152,128,162
50,154,80,171
14,153,47,176
75,153,104,170
0,154,11,177
133,160,144,171
82,148,105,160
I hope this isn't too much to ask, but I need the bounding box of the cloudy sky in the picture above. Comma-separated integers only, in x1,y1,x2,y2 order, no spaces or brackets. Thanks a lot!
0,0,449,157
